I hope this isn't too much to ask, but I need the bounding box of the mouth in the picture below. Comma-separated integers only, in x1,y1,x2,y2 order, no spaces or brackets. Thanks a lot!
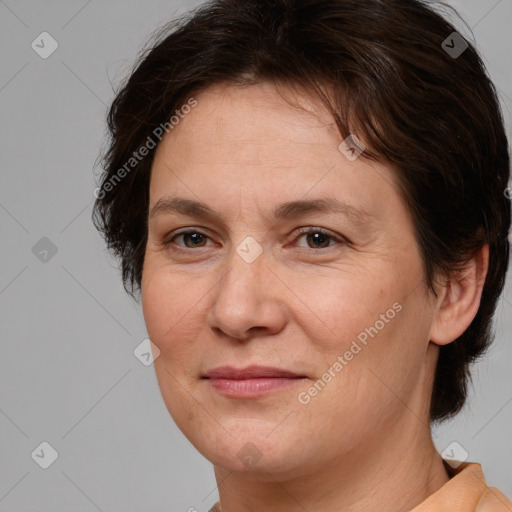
202,365,308,398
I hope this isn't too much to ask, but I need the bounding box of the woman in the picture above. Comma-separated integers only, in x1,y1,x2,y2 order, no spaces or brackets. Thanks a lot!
92,0,512,510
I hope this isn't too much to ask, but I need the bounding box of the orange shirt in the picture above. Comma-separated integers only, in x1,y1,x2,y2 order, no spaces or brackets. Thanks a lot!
412,461,511,512
208,461,512,511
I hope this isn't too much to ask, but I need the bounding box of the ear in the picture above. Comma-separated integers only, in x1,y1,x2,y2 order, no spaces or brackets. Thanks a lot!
430,244,489,346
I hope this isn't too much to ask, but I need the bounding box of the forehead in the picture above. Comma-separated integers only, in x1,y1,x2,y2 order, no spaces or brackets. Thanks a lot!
173,82,341,152
148,81,402,223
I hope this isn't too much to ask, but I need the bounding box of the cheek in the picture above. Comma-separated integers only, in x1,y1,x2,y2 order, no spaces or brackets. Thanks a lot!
296,305,430,449
141,265,189,383
141,262,214,382
142,262,198,342
294,262,430,409
318,289,433,419
288,264,401,354
141,265,208,432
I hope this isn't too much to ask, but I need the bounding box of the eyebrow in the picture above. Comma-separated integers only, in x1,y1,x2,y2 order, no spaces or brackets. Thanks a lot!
148,196,372,225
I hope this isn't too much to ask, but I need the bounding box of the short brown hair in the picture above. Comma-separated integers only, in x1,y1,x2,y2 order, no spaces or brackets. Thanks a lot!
92,0,511,423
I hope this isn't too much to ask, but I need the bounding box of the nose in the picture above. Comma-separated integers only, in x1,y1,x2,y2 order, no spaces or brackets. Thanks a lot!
206,244,287,342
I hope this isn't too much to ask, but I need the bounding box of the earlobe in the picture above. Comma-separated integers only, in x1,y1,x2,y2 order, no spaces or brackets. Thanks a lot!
430,244,489,346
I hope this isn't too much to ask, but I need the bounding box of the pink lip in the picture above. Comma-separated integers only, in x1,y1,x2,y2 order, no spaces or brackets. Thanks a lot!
203,365,307,398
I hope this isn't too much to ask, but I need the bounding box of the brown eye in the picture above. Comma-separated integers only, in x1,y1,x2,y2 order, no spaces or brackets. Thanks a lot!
304,231,332,249
182,232,207,248
294,227,345,249
165,230,211,248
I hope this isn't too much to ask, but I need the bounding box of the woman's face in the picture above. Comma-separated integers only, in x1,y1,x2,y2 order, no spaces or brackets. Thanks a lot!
141,81,439,478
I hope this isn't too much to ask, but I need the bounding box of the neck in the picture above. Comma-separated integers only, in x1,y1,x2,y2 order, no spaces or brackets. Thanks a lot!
212,415,450,512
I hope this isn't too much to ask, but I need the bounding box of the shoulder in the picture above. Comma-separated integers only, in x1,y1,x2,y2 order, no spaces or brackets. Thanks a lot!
411,461,511,511
451,462,512,511
476,486,512,512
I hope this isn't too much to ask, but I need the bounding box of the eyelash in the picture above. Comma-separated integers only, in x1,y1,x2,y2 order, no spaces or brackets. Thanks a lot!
162,227,347,251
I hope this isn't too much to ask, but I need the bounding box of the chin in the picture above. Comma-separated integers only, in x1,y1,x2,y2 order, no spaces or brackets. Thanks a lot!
192,426,307,478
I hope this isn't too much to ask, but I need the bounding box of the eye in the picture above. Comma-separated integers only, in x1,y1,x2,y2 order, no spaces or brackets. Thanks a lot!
162,227,347,251
164,229,213,249
293,227,346,249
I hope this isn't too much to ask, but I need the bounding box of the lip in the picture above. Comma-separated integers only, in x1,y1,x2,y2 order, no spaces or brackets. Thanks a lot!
203,365,307,398
203,365,304,379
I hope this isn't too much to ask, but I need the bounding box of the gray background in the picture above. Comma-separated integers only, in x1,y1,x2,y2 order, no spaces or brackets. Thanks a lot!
0,1,511,511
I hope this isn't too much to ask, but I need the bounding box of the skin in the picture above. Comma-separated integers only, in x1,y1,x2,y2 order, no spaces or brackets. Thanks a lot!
141,81,489,512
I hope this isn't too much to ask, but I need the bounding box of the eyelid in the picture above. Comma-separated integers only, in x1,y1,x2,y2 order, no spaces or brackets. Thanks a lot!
293,226,348,246
164,226,348,249
164,227,216,248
